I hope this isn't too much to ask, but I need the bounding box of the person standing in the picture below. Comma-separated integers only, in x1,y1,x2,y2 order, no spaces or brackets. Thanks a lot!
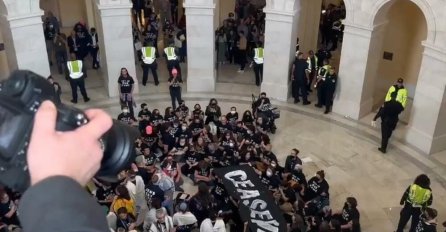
141,42,160,86
291,52,311,105
323,67,338,114
65,53,90,104
395,174,433,232
44,11,59,66
53,33,68,74
89,27,100,69
252,42,264,86
67,31,80,59
237,31,248,73
168,68,182,109
47,76,62,104
372,91,404,153
164,43,181,78
385,78,408,109
216,29,227,65
306,50,318,92
315,59,331,108
118,67,136,117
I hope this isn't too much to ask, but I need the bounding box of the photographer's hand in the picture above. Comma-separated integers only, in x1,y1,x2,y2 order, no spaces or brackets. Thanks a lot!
27,101,112,187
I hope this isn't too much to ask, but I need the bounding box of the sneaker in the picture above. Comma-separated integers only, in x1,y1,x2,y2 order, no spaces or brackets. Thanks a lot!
84,98,90,103
70,99,77,104
378,147,386,154
324,110,330,114
303,101,311,105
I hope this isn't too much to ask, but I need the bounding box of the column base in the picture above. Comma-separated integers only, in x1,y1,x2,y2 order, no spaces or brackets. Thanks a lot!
332,97,374,120
187,72,216,92
406,125,446,155
261,81,290,102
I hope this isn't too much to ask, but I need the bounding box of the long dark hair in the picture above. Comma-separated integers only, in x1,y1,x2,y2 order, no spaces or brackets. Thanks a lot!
120,67,130,78
116,185,131,200
413,174,430,189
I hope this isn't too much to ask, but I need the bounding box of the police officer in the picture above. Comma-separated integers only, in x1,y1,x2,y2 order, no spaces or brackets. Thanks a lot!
291,52,311,105
65,53,90,104
168,68,182,109
164,43,181,78
141,42,160,86
314,59,331,108
395,174,433,232
385,78,408,109
306,50,318,92
323,67,337,114
372,91,404,153
44,13,58,66
89,27,100,69
252,43,264,86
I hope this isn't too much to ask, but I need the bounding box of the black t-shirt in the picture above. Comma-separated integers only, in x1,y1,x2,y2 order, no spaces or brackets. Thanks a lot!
234,126,247,139
162,132,176,150
226,112,239,124
118,76,135,93
96,186,114,206
185,152,201,165
415,219,436,232
144,153,157,166
168,76,182,88
341,206,360,232
138,109,152,118
118,113,136,124
142,133,158,147
164,113,177,122
306,177,329,200
216,122,232,137
145,184,165,205
151,114,164,125
189,122,204,137
283,187,297,204
289,170,307,186
195,166,211,178
263,152,278,164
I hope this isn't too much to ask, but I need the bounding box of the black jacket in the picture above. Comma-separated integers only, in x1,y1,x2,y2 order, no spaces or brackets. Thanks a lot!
373,100,404,129
19,176,109,232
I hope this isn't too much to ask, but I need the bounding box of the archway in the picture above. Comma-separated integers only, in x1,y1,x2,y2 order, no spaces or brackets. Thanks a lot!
368,0,427,123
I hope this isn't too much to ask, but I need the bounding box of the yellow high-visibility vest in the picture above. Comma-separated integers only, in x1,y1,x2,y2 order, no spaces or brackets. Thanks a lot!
254,48,264,64
164,47,177,60
142,46,156,64
385,85,408,108
67,60,84,79
408,184,431,207
307,56,319,71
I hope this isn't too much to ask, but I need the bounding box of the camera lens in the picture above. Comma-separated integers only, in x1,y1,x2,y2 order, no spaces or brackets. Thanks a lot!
95,120,139,182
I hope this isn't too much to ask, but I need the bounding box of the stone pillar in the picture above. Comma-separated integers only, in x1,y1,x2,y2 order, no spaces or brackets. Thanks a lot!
406,43,446,154
332,22,386,119
261,0,300,101
184,0,216,92
0,0,50,77
85,0,96,28
297,0,322,53
96,0,138,97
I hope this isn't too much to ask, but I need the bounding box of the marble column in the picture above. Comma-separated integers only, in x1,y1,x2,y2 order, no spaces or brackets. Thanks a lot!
332,22,386,119
0,0,50,78
85,0,96,28
261,0,300,101
297,0,322,53
96,0,138,97
405,43,446,154
184,0,216,92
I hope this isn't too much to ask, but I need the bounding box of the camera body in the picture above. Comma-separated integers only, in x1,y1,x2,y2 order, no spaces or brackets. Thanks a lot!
0,70,137,192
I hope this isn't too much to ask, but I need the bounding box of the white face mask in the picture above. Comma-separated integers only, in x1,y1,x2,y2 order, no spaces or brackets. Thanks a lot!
123,110,129,114
231,111,236,114
266,170,273,177
181,126,187,131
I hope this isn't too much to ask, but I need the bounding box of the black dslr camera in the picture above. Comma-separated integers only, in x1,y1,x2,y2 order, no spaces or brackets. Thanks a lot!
0,70,137,192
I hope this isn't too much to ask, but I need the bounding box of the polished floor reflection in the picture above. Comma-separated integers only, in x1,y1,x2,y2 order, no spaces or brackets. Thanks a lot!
49,63,446,232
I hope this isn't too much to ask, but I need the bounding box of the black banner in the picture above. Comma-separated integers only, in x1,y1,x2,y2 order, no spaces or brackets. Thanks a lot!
214,165,287,232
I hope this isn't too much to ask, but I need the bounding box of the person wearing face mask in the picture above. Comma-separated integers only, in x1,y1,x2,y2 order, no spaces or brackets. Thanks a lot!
164,107,177,122
138,103,152,120
332,197,360,232
150,109,164,126
242,110,254,126
226,106,239,128
284,148,303,173
118,106,136,125
234,121,247,141
189,117,204,140
304,170,330,206
178,122,192,141
415,208,438,232
192,104,204,121
205,98,222,125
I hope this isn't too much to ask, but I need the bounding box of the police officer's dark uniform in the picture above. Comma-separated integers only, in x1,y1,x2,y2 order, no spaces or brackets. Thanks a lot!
44,18,57,66
373,91,404,153
292,52,311,105
65,55,90,104
315,61,331,108
141,42,160,86
168,69,182,109
323,68,337,114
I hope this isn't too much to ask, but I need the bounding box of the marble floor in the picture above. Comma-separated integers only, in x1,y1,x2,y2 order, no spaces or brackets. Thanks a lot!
48,63,446,232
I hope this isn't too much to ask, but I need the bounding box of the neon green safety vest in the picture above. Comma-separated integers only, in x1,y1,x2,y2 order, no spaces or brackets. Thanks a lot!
307,56,319,71
385,85,408,108
67,60,83,79
254,48,264,64
318,65,331,78
408,184,431,207
164,47,177,60
142,46,156,64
